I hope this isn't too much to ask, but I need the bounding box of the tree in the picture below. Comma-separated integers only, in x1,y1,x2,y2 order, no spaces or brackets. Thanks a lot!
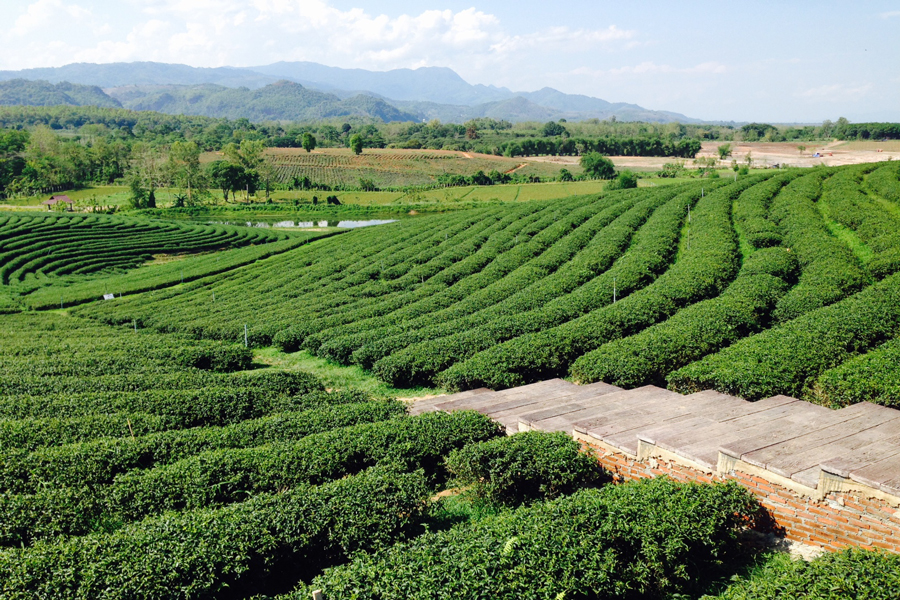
542,121,568,137
302,133,316,153
608,170,638,190
206,161,245,202
224,139,264,200
797,145,807,155
167,141,206,206
126,143,165,209
349,134,363,156
717,143,733,160
580,152,616,179
558,168,574,182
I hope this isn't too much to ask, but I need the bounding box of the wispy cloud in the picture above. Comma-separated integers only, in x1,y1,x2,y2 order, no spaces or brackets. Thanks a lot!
796,83,873,101
574,61,728,77
879,10,900,18
1,0,638,77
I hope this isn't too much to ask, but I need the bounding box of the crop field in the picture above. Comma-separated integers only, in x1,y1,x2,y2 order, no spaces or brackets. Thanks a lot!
2,160,900,597
0,213,292,305
269,179,614,207
47,161,897,409
251,147,575,188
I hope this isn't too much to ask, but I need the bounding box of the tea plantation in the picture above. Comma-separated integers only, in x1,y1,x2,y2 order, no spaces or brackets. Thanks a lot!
1,161,900,597
71,162,900,407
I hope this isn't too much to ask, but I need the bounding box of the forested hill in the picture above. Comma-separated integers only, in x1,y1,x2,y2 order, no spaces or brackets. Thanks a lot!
106,81,418,123
0,79,121,109
0,79,418,123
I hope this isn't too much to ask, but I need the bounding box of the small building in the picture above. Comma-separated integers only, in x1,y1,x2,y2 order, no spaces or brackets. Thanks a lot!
42,195,74,211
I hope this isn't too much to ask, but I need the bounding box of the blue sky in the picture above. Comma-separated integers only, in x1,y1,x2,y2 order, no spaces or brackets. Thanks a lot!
1,0,898,122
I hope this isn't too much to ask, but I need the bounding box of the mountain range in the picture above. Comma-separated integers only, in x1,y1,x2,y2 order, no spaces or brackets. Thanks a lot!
0,61,700,124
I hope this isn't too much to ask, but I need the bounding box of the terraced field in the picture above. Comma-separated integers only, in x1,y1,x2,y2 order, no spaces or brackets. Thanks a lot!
2,161,900,598
258,147,572,188
68,161,900,408
0,213,286,293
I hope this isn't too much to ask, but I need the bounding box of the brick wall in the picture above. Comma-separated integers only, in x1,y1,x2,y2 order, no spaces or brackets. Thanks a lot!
579,438,900,553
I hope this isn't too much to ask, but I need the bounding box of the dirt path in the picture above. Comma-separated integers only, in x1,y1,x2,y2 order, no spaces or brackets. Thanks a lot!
504,163,528,174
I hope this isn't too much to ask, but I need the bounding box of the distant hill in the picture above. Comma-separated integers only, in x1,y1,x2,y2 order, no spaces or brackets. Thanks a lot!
0,61,701,124
0,62,277,89
246,62,513,106
0,79,121,108
105,81,418,122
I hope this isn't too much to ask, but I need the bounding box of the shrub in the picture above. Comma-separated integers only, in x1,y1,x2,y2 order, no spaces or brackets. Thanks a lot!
708,548,900,600
607,170,638,190
669,271,900,400
445,431,606,506
0,466,430,600
301,477,760,600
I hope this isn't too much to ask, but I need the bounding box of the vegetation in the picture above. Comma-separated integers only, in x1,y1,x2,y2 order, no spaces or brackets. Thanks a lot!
1,155,900,597
297,477,759,600
704,548,900,599
59,163,900,404
445,431,606,505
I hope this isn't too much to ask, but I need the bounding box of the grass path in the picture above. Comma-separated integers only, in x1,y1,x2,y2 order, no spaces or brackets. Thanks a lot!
253,346,445,398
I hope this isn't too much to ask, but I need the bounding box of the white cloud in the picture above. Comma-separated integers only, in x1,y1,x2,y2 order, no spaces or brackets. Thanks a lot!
796,83,874,101
491,25,636,54
576,61,728,77
879,10,900,18
12,0,92,36
0,1,639,78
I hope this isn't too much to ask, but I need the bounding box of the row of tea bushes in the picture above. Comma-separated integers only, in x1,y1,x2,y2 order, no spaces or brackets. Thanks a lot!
437,178,758,390
0,466,430,600
293,477,759,600
669,271,900,400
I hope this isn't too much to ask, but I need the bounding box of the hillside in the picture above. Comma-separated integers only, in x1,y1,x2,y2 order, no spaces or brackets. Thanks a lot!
1,161,900,596
0,61,699,124
0,79,121,108
47,161,900,408
105,81,418,123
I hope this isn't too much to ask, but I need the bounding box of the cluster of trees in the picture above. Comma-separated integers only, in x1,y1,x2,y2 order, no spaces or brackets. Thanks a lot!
0,126,129,197
435,169,542,188
498,136,702,158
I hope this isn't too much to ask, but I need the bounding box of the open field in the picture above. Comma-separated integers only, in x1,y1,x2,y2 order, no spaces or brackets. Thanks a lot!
530,140,900,171
202,147,579,189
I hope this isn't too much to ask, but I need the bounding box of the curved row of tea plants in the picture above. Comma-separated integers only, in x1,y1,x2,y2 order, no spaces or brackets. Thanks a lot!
0,213,285,288
56,163,900,403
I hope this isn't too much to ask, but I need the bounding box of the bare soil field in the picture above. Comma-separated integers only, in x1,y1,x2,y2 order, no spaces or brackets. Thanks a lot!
529,141,898,171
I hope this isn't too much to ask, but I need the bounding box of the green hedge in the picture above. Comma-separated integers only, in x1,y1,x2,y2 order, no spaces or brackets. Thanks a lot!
298,477,759,600
706,548,900,600
669,271,900,401
868,161,900,203
369,188,685,386
769,172,867,323
0,466,429,600
445,431,606,506
0,372,328,427
104,410,501,520
810,336,900,408
437,178,755,390
0,397,393,495
820,165,900,278
0,412,170,452
571,247,797,387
